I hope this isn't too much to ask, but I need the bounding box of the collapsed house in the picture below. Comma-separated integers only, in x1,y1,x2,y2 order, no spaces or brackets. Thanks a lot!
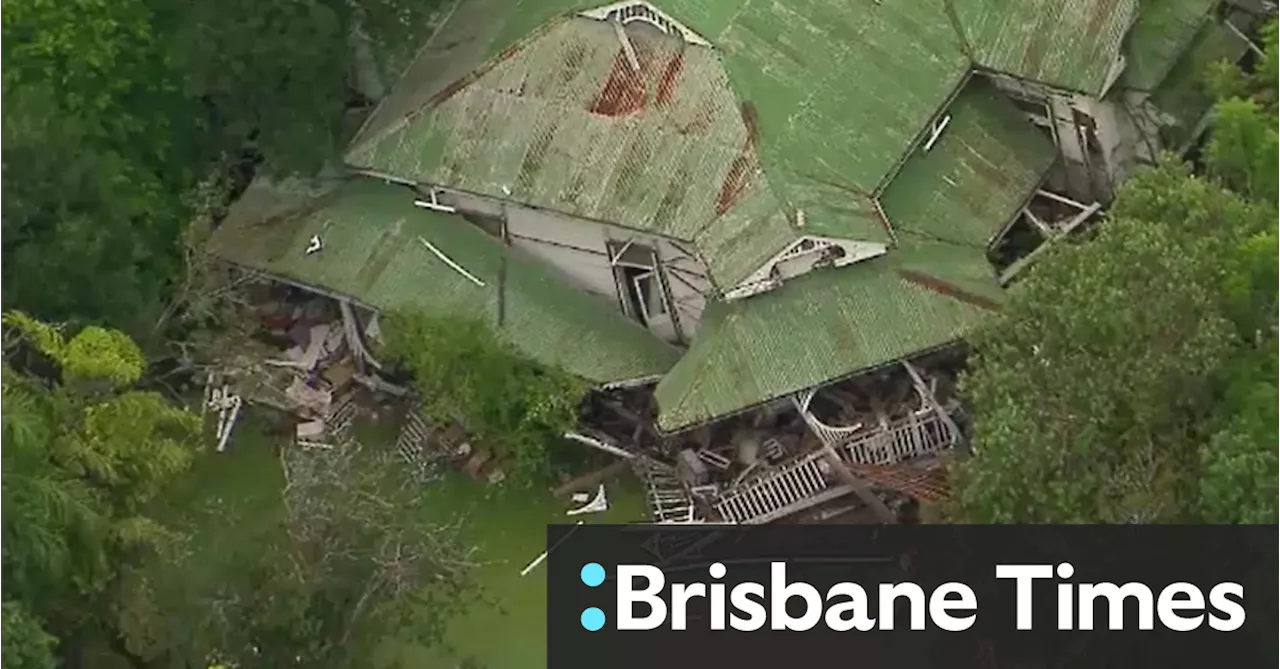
208,0,1269,523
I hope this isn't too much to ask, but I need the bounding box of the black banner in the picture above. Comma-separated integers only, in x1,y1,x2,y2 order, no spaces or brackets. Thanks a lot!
547,524,1277,669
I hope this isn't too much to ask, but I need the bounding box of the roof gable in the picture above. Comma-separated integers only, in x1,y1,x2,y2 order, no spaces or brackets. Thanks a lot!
348,14,900,289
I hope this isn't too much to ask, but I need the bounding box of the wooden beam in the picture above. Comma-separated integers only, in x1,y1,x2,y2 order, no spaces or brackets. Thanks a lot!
1023,208,1053,238
565,431,636,459
902,361,962,444
1223,18,1265,58
551,460,631,499
1000,202,1102,286
1035,188,1092,211
820,445,897,524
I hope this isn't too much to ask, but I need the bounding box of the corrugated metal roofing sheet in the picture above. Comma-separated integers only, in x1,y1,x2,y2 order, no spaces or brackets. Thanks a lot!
348,1,967,288
209,178,680,385
880,79,1056,250
351,18,830,289
653,240,999,432
954,0,1138,94
655,74,1056,432
1120,0,1218,91
1149,16,1251,145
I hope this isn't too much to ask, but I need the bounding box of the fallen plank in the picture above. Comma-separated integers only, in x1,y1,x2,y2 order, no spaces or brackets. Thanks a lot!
551,460,631,499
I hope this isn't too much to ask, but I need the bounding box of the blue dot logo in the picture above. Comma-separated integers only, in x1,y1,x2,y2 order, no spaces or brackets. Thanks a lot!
580,562,605,587
581,607,606,631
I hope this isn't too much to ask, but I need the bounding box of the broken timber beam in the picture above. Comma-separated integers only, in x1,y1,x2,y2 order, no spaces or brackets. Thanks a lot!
820,445,897,524
565,432,636,460
551,460,632,499
902,361,962,445
1000,202,1101,286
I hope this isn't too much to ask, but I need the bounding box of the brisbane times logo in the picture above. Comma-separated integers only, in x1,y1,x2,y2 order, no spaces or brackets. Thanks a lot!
572,561,1247,633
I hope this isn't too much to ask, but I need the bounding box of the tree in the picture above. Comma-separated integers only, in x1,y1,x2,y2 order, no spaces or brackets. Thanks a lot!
115,438,477,668
1,0,445,334
382,312,589,485
953,23,1279,523
1,312,201,660
2,601,57,669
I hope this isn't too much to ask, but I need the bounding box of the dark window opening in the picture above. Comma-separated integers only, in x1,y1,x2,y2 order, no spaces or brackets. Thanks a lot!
607,241,669,325
462,213,506,240
1010,96,1050,119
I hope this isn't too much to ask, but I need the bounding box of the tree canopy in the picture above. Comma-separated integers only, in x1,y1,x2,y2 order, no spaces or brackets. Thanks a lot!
954,24,1279,523
1,312,202,660
1,0,444,337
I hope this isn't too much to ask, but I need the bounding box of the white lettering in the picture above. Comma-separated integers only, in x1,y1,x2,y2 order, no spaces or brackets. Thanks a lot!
617,565,666,630
996,564,1052,630
929,582,977,632
1079,582,1154,630
1156,583,1205,631
670,582,705,630
1208,582,1246,631
709,563,727,630
770,562,822,631
729,581,767,631
823,582,876,632
1057,582,1073,630
879,582,927,630
710,582,726,630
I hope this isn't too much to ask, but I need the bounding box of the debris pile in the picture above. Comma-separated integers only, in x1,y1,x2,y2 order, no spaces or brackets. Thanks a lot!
203,283,391,451
578,357,967,526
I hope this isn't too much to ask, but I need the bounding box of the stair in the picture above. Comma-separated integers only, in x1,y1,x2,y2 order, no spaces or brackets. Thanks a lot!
712,451,854,525
395,408,441,482
327,394,358,445
632,457,702,524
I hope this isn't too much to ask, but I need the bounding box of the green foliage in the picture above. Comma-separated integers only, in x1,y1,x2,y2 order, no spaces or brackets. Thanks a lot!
957,160,1276,522
1204,20,1278,202
956,28,1279,524
2,601,57,669
1196,340,1278,524
2,0,194,331
1,379,103,608
117,441,475,669
1,312,201,658
382,312,588,485
955,172,1232,522
1,0,445,334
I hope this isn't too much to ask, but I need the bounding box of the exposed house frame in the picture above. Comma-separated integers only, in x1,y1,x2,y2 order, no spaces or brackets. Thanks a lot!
413,188,456,213
999,189,1103,285
607,238,686,342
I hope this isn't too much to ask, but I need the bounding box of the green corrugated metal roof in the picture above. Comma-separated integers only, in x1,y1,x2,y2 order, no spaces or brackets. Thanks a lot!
347,1,968,288
655,75,1055,431
653,239,999,432
880,79,1057,249
953,0,1138,94
1149,16,1249,146
1120,0,1218,91
209,178,680,385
